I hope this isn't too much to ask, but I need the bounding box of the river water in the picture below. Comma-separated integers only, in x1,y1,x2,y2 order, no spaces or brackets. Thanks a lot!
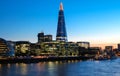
0,58,120,76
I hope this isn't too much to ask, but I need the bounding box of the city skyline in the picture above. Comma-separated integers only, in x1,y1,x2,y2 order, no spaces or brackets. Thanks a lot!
0,0,120,48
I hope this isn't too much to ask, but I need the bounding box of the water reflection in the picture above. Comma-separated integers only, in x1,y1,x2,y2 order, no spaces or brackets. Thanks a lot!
19,63,27,75
0,59,120,76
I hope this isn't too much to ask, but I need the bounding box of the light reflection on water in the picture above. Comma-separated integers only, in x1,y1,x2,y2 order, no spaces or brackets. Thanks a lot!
0,59,120,76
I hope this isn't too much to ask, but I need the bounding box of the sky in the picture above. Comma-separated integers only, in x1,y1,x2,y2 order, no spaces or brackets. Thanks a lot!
0,0,120,48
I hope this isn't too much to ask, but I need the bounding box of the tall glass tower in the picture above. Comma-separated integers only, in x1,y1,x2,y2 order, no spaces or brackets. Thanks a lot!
56,2,67,42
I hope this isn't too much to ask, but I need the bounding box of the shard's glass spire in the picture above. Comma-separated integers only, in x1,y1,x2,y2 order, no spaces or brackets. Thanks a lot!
56,2,67,42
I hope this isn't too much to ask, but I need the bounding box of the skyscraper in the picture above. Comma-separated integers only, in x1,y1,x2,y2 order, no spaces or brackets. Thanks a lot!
56,2,67,42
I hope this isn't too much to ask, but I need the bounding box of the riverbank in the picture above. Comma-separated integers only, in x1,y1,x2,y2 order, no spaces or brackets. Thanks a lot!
0,55,117,64
0,56,95,64
0,58,120,76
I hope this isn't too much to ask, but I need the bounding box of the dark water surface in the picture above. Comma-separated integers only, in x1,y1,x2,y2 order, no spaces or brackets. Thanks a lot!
0,58,120,76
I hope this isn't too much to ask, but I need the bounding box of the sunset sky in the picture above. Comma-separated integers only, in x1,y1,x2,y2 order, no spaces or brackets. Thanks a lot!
0,0,120,48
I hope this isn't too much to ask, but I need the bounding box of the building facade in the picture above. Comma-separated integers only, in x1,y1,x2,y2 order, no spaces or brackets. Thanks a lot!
77,42,90,49
44,35,52,42
56,2,67,42
38,32,52,43
118,44,120,51
0,38,14,57
38,32,44,43
105,46,113,51
15,41,30,56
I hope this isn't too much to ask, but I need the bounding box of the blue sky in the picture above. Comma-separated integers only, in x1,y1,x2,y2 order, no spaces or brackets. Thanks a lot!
0,0,120,46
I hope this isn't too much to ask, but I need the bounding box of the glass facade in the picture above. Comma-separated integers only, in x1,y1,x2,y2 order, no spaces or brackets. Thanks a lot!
0,38,14,56
56,3,67,42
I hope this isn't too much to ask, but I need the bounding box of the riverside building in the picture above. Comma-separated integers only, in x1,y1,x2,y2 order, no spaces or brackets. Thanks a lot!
0,38,14,56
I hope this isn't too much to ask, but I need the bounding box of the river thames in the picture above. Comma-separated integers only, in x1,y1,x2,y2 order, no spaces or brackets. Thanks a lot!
0,58,120,76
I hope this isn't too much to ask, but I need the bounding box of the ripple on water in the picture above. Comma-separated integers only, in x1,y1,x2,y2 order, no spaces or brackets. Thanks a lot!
0,59,120,76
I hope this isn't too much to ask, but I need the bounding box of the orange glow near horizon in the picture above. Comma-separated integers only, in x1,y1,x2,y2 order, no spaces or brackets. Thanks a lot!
91,43,117,49
69,37,120,49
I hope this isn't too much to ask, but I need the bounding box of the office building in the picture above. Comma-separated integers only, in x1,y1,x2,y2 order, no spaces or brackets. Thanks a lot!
56,2,67,42
77,42,90,49
105,46,113,51
38,32,44,43
38,32,52,43
0,38,14,56
15,41,30,55
44,35,52,42
118,44,120,51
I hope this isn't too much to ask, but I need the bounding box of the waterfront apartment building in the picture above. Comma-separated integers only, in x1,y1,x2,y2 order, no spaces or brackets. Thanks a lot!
15,41,30,56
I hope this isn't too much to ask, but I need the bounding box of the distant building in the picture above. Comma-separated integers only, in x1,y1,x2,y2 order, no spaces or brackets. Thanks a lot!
67,42,78,48
67,42,76,45
15,41,30,55
105,46,113,51
38,32,44,43
44,35,52,42
105,46,115,56
38,32,52,43
77,42,90,49
117,44,120,51
89,47,101,54
56,2,67,42
89,47,101,50
0,38,14,56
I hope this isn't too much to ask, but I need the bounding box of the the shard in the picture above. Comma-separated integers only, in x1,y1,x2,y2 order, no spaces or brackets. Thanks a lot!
56,2,67,42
